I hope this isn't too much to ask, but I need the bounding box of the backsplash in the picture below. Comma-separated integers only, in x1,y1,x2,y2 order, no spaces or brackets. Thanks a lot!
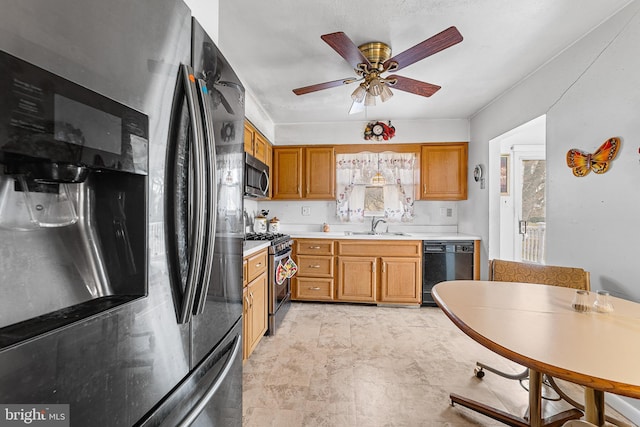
244,198,458,233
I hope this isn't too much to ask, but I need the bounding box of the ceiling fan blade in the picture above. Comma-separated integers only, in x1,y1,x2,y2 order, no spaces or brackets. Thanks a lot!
383,26,463,72
321,32,371,69
293,77,357,95
387,75,441,97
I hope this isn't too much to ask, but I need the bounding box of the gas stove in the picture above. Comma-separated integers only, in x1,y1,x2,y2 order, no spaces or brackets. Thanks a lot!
244,232,292,254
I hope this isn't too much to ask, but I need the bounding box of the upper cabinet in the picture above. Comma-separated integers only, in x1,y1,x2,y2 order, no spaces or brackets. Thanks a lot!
420,143,468,200
268,142,467,201
305,147,335,199
272,146,335,200
243,120,270,166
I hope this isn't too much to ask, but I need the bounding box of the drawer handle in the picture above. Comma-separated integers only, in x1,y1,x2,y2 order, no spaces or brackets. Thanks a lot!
309,246,321,249
255,262,262,268
308,265,321,268
309,287,321,291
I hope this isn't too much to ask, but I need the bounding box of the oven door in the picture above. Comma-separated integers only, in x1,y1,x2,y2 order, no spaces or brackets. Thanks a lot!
269,248,292,314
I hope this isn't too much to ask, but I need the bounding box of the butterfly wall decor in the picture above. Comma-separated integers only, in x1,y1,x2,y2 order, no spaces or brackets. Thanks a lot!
566,137,620,177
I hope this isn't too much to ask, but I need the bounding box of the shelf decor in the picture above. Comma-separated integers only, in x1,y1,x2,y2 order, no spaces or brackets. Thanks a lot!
364,121,395,141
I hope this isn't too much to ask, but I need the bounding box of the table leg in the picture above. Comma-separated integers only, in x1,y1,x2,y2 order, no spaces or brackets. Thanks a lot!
528,369,543,427
584,388,605,426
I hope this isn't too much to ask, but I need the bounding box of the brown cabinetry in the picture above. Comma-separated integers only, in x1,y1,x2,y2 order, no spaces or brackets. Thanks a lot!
336,240,421,305
272,147,302,199
244,120,270,165
292,239,335,301
336,256,377,302
420,143,468,200
272,146,334,200
380,257,422,304
242,248,268,360
292,239,422,305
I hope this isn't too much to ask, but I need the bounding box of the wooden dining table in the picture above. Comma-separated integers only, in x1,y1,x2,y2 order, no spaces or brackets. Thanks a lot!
432,280,640,427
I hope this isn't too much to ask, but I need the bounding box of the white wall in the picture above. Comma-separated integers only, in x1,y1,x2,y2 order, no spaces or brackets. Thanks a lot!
276,119,469,145
462,0,640,420
183,0,219,43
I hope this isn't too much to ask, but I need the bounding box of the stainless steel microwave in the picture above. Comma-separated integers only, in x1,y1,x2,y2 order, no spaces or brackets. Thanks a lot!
244,152,269,198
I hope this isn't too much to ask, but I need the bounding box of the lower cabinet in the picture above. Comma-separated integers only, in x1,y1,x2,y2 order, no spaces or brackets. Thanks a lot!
380,257,422,304
293,239,422,305
243,248,268,361
336,256,377,302
243,272,267,360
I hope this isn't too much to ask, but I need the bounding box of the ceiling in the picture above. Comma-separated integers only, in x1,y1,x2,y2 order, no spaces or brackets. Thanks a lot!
219,0,631,125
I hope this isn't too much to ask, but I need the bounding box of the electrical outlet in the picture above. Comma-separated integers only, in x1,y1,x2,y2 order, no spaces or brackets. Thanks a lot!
446,208,453,217
302,206,311,216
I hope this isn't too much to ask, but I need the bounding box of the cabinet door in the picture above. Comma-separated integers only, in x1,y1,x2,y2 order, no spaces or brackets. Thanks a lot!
305,147,335,199
246,271,268,358
272,147,303,199
337,256,376,302
420,143,468,200
243,121,254,154
380,257,422,304
253,132,269,165
242,287,250,360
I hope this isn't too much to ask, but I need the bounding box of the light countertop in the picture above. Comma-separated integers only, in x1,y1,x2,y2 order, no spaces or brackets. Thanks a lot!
288,231,481,241
243,241,270,257
243,232,481,257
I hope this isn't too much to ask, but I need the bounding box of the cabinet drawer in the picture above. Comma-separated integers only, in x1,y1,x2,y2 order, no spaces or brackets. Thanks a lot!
337,240,421,257
246,249,268,282
295,239,334,255
295,277,334,300
297,255,333,277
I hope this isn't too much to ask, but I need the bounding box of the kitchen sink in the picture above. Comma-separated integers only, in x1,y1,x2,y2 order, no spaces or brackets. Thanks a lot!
344,231,409,236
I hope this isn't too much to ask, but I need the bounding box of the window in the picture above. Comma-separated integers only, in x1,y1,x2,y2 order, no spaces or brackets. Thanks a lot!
336,152,416,223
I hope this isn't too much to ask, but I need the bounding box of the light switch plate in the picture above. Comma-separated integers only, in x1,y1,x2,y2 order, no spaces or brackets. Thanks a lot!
302,206,311,216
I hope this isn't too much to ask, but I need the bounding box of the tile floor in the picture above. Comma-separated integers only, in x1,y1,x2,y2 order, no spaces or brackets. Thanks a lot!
243,302,635,426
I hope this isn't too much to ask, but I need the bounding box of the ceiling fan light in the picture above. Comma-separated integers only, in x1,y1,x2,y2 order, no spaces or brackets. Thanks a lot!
380,84,393,102
368,78,383,97
351,84,367,103
364,91,376,106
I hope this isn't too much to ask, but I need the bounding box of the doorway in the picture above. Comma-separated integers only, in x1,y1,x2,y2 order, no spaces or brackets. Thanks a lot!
490,115,546,264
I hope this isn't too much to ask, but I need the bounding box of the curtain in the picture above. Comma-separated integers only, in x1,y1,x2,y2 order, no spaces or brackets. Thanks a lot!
336,152,416,223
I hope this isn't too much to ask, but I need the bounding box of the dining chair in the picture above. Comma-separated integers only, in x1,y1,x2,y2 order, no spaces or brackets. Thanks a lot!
474,259,591,384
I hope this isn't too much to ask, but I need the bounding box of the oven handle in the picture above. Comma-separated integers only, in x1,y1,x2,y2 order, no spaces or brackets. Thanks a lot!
272,248,292,265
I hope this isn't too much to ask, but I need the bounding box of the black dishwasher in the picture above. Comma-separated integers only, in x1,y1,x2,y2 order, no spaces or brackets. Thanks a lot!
422,241,475,306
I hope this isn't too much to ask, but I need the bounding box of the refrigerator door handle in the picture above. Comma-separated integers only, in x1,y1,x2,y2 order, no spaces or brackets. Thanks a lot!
193,79,218,316
177,64,207,324
176,333,241,426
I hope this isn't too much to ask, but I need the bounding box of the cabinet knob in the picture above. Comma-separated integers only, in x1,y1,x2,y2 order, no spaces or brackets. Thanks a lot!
309,287,321,291
255,262,262,268
309,246,321,249
309,265,321,268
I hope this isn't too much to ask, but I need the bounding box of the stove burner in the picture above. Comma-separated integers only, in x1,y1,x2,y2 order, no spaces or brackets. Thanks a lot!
245,232,292,254
245,232,288,241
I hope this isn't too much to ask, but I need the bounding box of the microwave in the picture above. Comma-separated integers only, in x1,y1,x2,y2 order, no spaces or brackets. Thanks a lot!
244,152,269,198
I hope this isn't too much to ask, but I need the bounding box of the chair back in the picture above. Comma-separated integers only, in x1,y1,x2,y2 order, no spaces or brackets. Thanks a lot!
488,259,590,291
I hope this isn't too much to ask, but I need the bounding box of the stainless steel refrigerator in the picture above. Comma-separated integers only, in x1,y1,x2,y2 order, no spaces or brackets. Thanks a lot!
0,1,244,425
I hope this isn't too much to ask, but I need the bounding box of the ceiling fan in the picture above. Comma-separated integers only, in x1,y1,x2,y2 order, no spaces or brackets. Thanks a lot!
292,27,463,114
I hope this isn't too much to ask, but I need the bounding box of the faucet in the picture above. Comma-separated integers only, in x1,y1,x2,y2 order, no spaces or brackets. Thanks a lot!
371,217,387,234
